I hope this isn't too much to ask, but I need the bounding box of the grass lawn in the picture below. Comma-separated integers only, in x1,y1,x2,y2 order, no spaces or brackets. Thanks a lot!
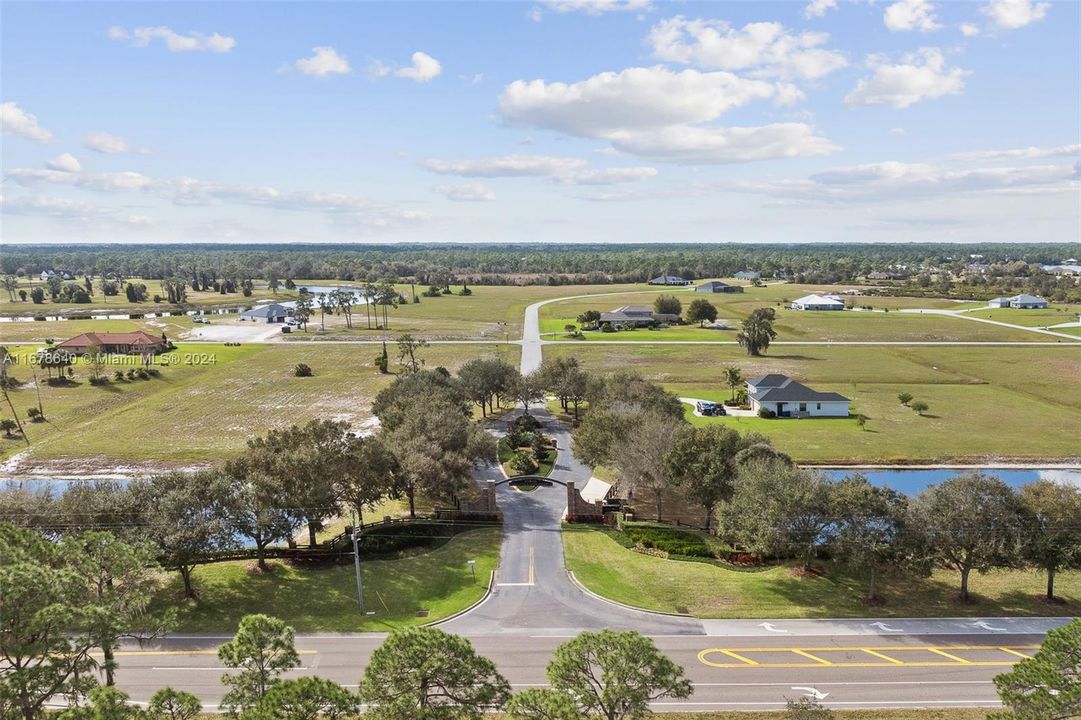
0,316,199,343
154,527,500,632
966,306,1081,328
0,342,519,467
542,344,1081,463
564,525,1081,619
541,287,1060,342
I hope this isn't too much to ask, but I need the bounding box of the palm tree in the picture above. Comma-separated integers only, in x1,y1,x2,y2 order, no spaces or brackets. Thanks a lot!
724,366,743,402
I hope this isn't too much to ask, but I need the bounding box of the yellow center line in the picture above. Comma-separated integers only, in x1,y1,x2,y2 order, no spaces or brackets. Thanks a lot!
926,648,972,664
998,647,1032,660
791,649,833,666
861,648,904,665
709,649,761,666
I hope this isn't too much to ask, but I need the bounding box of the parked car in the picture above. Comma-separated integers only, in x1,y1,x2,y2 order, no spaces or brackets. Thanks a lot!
192,316,209,324
695,401,726,416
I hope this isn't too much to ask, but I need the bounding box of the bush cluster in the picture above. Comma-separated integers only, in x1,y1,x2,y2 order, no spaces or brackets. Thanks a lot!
623,526,715,559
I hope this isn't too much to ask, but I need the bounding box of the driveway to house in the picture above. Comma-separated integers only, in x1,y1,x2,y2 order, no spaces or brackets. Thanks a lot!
899,307,1081,340
180,320,285,343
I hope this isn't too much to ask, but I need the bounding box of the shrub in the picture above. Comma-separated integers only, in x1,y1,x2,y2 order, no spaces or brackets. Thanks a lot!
600,323,615,333
26,407,44,423
511,414,541,433
510,450,539,476
114,370,125,381
88,376,110,386
758,408,776,419
294,363,313,377
910,400,929,415
135,368,150,380
623,526,715,558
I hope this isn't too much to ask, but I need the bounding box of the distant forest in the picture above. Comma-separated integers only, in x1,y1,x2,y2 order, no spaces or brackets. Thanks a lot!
2,243,1079,301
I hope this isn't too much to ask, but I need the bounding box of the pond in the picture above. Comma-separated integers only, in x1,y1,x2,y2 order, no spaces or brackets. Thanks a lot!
819,467,1081,494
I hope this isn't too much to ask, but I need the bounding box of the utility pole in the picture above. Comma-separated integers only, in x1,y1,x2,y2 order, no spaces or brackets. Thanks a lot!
351,509,364,614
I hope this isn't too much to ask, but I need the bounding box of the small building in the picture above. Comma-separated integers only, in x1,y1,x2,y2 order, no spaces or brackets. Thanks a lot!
867,271,906,281
240,303,290,322
695,281,743,294
734,271,760,281
648,275,692,286
988,294,1049,309
790,294,845,311
746,374,850,418
54,331,166,356
599,305,679,327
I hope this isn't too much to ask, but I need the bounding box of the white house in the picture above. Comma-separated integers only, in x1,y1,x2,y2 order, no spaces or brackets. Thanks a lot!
746,374,850,418
790,294,845,311
988,294,1049,309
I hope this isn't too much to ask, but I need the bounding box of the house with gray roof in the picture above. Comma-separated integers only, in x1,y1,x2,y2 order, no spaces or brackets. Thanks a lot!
746,374,850,418
648,275,692,286
240,303,290,323
599,305,679,327
734,271,760,280
988,294,1049,309
695,281,743,293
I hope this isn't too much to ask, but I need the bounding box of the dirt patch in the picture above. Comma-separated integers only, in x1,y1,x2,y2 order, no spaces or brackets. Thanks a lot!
788,565,826,579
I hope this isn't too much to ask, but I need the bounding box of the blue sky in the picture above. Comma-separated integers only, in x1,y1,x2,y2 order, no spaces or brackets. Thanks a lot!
2,0,1078,244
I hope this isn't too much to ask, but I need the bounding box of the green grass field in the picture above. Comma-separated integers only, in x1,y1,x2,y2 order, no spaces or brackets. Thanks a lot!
542,344,1081,463
539,284,1058,342
0,342,519,468
0,315,199,342
564,525,1080,619
966,306,1081,327
154,527,500,632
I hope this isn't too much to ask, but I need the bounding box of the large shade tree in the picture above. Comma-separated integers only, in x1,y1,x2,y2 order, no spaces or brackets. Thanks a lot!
1018,480,1081,602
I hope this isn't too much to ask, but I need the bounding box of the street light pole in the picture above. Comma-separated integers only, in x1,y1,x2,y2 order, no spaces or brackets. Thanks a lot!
351,509,364,614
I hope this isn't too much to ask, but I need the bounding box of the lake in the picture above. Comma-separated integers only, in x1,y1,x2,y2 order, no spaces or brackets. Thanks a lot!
819,468,1081,494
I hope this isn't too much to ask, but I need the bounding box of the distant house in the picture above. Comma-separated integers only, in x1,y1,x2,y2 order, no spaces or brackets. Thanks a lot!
648,275,692,286
988,294,1049,309
55,331,166,356
867,271,906,281
599,305,679,327
790,294,845,311
1043,264,1081,276
747,374,850,418
734,271,760,280
240,303,290,322
695,281,743,294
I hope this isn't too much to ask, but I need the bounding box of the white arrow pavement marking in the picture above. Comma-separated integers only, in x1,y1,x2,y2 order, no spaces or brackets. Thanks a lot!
971,621,1007,632
758,622,789,633
791,686,829,700
870,622,904,632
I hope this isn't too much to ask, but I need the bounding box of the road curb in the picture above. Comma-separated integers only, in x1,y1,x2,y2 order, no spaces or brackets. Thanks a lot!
426,569,495,628
565,569,696,619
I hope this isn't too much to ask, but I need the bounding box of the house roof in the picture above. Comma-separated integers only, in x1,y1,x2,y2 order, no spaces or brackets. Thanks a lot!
696,281,733,291
649,275,686,283
242,303,289,318
611,305,653,314
55,331,162,349
750,377,849,404
793,294,844,306
1011,294,1047,304
747,373,790,388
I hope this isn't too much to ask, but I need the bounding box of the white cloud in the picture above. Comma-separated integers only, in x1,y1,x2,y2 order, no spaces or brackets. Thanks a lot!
0,194,155,227
884,0,941,32
945,144,1081,162
0,101,55,143
107,26,235,53
373,51,442,82
804,0,838,18
959,22,981,36
423,154,588,177
544,0,652,15
605,124,839,164
498,66,836,164
7,167,155,192
293,46,352,77
84,131,147,155
45,153,82,173
981,0,1050,29
500,66,775,135
844,48,967,109
434,183,497,201
556,167,658,184
647,17,847,80
718,159,1077,203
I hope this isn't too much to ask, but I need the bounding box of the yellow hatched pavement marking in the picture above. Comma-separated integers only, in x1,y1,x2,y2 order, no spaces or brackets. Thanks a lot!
697,645,1039,669
791,649,833,666
861,648,903,665
998,647,1032,660
927,648,972,664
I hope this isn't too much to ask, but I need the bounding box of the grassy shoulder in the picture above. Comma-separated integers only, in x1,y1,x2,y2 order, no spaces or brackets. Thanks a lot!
543,343,1081,464
563,524,1080,618
154,527,500,632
